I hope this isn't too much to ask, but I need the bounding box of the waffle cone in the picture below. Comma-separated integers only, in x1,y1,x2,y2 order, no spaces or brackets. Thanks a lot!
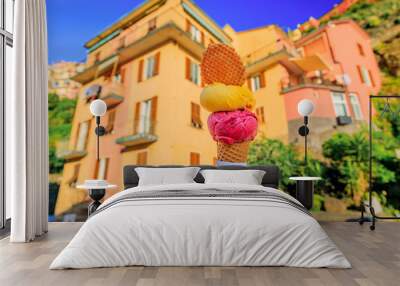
201,43,246,86
217,141,250,163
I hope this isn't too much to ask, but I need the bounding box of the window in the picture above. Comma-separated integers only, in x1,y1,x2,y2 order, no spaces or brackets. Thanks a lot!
76,121,90,151
113,68,126,84
4,0,14,33
349,93,363,120
368,70,375,87
145,56,155,79
185,58,200,85
190,152,200,165
1,0,15,228
256,107,265,124
134,97,158,134
138,53,160,82
186,19,204,44
146,57,156,79
137,152,148,165
191,103,202,128
112,73,121,83
357,43,364,56
139,99,152,134
249,72,266,92
191,62,200,85
148,17,157,33
251,76,261,91
190,25,201,43
105,109,116,133
357,65,372,86
331,92,349,117
95,158,109,180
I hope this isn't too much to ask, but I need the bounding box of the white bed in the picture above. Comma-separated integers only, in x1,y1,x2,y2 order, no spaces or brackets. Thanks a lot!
50,183,351,269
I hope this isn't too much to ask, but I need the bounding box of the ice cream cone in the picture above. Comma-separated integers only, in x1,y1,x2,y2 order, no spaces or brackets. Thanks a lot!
217,141,250,163
201,43,246,86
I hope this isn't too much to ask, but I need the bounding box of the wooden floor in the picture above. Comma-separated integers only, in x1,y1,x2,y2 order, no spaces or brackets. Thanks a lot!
0,222,399,286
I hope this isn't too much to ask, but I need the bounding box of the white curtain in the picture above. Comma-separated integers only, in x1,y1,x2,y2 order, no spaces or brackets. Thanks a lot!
8,0,49,242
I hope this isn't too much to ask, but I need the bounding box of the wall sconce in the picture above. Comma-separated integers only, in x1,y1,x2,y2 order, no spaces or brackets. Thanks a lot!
297,99,315,164
89,99,107,161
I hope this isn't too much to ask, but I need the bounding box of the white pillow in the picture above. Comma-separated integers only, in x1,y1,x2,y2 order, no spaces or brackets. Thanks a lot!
200,169,266,185
135,167,200,186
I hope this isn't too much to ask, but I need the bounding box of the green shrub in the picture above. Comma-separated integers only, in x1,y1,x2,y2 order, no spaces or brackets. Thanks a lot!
48,93,77,174
248,138,302,190
365,15,381,28
312,194,325,212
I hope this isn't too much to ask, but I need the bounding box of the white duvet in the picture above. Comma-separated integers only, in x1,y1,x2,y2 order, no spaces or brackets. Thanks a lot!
50,183,350,269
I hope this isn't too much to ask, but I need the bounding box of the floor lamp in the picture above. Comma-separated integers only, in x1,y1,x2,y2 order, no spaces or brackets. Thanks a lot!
291,99,319,210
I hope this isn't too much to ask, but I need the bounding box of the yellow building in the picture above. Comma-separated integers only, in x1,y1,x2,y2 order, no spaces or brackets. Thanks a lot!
55,0,312,215
48,61,85,99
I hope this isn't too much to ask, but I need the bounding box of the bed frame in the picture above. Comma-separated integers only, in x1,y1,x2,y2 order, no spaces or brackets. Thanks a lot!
123,165,280,189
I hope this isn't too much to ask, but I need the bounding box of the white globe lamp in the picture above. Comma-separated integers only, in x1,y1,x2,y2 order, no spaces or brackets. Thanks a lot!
297,99,315,117
90,99,107,117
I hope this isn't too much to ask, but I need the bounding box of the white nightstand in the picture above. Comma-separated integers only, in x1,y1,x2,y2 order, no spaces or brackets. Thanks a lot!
77,181,117,216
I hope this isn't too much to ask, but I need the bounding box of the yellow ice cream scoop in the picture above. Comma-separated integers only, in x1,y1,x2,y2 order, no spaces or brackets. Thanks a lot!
200,83,255,112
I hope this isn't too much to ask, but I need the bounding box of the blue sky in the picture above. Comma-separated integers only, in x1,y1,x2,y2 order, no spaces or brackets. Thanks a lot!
47,0,340,64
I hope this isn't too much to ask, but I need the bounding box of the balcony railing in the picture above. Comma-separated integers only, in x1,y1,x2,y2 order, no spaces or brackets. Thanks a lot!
281,76,344,94
115,121,158,147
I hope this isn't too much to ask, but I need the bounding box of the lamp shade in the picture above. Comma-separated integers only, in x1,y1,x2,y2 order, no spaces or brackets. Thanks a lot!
297,99,315,116
90,99,107,117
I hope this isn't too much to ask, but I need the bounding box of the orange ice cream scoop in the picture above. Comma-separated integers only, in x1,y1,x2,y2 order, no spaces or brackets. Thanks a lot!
200,83,255,112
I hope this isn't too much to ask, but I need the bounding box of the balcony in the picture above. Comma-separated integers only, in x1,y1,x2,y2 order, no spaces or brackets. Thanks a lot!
73,19,208,85
56,140,87,161
281,76,344,94
100,82,124,108
245,48,294,76
59,150,87,161
115,121,158,147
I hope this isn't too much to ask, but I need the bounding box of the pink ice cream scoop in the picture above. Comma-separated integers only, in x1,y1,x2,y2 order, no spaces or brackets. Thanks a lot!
208,109,258,144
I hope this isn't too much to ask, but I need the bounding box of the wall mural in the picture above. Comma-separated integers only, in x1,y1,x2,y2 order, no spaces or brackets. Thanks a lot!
47,0,400,222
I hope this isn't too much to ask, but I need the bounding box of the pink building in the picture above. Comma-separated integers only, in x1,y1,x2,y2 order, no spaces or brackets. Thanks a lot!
282,20,381,151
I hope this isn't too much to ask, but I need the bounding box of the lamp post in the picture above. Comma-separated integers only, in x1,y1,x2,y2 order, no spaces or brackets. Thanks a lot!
291,99,318,210
89,99,107,161
297,99,315,164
